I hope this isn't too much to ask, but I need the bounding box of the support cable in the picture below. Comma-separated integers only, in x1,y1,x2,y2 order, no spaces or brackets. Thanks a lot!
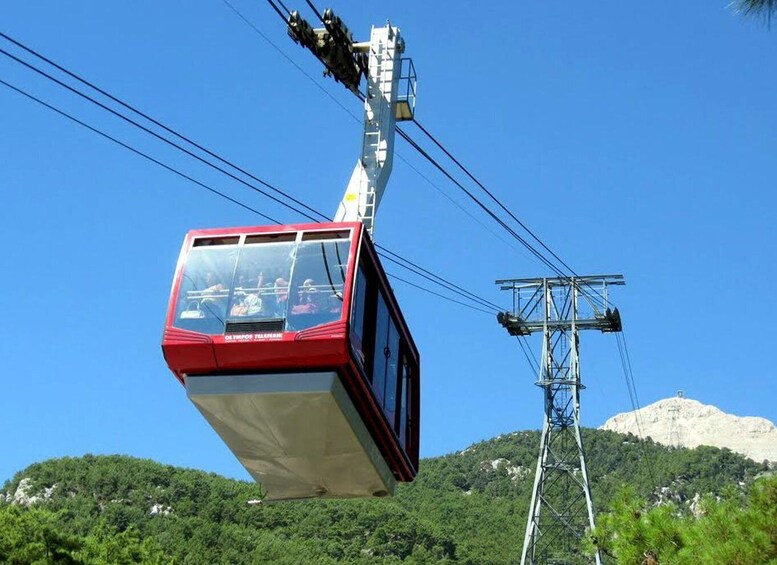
0,30,328,223
0,45,325,223
403,125,610,309
403,128,610,309
224,2,590,301
386,273,495,316
516,336,540,376
0,58,498,314
394,152,539,264
378,249,502,312
412,118,582,280
221,1,360,125
0,79,278,224
405,121,610,309
275,0,292,16
265,0,288,23
303,0,326,24
614,330,658,492
396,126,569,277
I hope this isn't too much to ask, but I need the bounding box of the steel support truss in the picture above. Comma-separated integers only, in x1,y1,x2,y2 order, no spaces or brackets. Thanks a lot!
287,8,416,237
334,24,409,235
496,275,624,565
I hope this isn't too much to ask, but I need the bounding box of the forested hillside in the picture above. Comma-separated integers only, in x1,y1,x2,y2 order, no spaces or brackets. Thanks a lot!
2,429,772,564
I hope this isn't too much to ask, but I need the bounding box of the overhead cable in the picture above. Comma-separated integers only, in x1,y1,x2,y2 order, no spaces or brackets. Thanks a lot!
412,118,583,279
220,1,360,125
265,0,288,23
378,246,504,312
516,336,540,376
0,31,328,223
224,2,579,292
386,273,495,316
396,126,570,278
0,79,279,224
303,0,326,24
615,329,658,491
0,33,500,315
0,45,325,223
275,0,292,16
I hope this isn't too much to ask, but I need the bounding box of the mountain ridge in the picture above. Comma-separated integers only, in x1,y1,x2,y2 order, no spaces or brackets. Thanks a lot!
2,427,772,564
600,396,777,463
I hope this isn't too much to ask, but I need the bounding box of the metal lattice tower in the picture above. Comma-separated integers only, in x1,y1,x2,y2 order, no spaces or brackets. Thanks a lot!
496,275,624,564
667,390,684,447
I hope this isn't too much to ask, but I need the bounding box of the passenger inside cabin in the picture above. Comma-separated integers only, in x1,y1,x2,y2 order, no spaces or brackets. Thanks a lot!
196,271,229,321
301,278,315,294
270,277,289,317
230,293,262,317
203,271,225,292
230,271,271,317
292,279,319,314
245,272,268,316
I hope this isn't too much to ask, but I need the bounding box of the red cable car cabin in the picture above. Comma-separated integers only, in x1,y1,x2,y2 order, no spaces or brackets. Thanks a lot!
162,222,419,500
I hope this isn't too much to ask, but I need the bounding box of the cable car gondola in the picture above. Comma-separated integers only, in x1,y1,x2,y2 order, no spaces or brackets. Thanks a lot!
162,221,419,500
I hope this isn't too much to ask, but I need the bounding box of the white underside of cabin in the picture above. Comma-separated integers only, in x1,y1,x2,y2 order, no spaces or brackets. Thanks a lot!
186,371,397,501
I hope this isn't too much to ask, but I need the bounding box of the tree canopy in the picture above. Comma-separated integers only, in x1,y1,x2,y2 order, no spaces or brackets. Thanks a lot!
737,0,776,21
0,430,772,564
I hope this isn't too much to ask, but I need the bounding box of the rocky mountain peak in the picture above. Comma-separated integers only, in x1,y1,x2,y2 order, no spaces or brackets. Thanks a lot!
600,395,777,463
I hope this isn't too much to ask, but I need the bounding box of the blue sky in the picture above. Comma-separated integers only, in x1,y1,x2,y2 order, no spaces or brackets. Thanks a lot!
1,1,775,484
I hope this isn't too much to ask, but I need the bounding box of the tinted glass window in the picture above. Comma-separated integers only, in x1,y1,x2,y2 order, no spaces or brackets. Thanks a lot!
372,294,389,404
173,231,351,335
384,320,400,428
287,239,351,331
227,241,295,321
174,245,239,334
351,267,368,365
399,355,408,448
405,362,414,454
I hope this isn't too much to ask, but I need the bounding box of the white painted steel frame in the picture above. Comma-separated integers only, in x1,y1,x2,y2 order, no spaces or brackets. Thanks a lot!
335,25,405,235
